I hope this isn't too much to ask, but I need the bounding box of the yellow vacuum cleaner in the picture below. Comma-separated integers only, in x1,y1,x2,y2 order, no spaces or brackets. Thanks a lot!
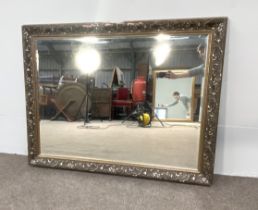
137,112,151,127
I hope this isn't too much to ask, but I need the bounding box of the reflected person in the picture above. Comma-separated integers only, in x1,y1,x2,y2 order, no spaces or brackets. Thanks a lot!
163,91,191,118
165,43,206,79
161,43,206,122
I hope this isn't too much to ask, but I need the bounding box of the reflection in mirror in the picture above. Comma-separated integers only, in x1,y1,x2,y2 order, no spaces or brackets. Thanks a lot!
154,70,195,121
37,33,209,171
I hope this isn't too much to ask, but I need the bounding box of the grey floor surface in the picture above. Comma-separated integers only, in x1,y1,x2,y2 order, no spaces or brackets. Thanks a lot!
0,153,258,210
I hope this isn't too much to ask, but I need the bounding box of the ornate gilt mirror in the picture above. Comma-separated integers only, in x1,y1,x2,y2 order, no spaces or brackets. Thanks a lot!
22,17,227,185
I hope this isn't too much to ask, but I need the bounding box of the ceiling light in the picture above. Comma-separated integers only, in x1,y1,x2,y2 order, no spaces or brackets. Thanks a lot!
153,43,171,66
75,48,101,74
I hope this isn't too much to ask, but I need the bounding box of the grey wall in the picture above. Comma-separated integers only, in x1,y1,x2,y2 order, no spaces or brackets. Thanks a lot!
38,51,135,88
38,47,202,87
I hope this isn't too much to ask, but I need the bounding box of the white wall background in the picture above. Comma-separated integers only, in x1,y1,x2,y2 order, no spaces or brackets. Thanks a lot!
0,0,257,177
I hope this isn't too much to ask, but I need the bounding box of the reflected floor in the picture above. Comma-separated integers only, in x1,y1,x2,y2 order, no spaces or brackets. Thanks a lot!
40,120,201,171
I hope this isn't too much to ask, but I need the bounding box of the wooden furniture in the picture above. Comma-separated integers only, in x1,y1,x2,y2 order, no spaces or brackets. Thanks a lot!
136,63,149,79
40,83,58,95
50,99,76,121
39,84,58,118
50,83,86,121
112,87,133,118
91,88,112,120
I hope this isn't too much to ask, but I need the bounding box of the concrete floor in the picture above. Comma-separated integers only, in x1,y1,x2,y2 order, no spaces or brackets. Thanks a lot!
40,120,200,170
0,153,258,210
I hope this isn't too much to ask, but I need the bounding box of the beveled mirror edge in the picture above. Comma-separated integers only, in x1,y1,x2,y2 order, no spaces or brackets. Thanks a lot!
22,17,228,185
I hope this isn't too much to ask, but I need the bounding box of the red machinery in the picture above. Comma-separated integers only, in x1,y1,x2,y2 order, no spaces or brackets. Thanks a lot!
132,76,146,103
112,76,147,120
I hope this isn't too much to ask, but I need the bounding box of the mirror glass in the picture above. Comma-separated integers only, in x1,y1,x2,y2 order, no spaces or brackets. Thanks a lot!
37,33,209,171
154,70,195,121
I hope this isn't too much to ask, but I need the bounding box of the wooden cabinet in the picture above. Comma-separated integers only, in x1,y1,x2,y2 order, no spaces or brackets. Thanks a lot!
91,88,112,120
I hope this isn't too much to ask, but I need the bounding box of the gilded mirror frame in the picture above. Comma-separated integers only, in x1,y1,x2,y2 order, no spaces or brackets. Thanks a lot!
22,17,227,185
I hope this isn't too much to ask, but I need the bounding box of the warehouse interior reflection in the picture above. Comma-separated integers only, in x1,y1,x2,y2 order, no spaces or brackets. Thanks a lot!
37,34,209,170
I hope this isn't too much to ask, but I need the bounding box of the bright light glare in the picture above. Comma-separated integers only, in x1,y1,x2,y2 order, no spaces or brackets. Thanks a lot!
36,50,39,71
153,44,171,66
155,34,171,42
76,48,101,74
78,36,99,44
